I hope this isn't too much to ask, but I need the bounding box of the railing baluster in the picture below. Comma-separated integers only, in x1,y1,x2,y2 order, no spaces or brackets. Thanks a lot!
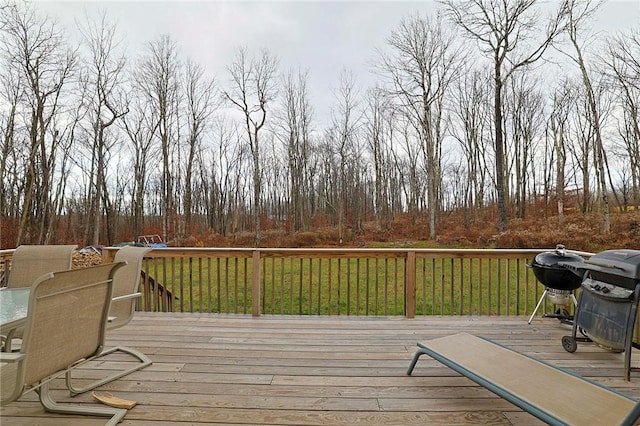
516,258,521,315
287,257,291,314
374,258,379,315
272,257,276,313
507,258,511,314
308,258,313,315
206,257,212,313
384,258,389,315
478,258,483,315
165,257,172,312
356,258,361,316
459,258,464,315
488,258,493,315
396,257,400,315
328,258,333,315
317,258,322,315
497,259,502,315
223,257,228,312
243,257,249,315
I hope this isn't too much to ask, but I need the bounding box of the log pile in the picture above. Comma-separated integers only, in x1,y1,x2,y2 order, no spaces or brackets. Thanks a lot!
72,250,103,268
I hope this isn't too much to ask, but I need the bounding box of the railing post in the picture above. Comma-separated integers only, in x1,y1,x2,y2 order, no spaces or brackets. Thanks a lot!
405,251,416,318
252,250,261,317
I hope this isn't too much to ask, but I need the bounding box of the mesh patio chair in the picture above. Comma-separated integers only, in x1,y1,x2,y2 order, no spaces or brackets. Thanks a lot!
0,262,128,425
3,245,77,352
6,245,77,288
66,246,153,395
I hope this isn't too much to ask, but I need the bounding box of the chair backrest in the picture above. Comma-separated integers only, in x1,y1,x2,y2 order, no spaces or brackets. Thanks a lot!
109,246,152,330
2,262,124,403
7,245,77,288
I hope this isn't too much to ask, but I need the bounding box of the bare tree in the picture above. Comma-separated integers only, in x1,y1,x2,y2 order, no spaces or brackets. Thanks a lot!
223,47,279,246
450,68,492,227
377,13,463,239
136,35,181,242
0,64,21,219
545,79,576,223
602,28,640,209
275,67,314,232
395,116,424,225
505,72,545,219
182,59,217,237
77,11,128,245
201,118,244,235
363,87,393,230
563,0,611,232
327,69,362,242
1,3,78,244
441,0,567,231
120,91,159,237
566,91,595,213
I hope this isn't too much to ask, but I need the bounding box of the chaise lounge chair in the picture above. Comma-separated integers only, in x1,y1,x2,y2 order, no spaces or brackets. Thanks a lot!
407,332,640,426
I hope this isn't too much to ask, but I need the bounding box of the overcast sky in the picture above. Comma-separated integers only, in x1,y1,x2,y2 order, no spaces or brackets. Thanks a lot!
35,0,640,127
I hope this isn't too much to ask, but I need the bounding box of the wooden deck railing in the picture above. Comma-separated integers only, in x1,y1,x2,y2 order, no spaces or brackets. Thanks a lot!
100,247,592,318
1,247,594,318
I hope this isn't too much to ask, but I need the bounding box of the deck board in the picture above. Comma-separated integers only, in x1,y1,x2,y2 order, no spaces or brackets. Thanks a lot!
2,313,639,425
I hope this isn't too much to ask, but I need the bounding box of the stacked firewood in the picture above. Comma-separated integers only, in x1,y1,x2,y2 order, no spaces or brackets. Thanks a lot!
72,250,103,268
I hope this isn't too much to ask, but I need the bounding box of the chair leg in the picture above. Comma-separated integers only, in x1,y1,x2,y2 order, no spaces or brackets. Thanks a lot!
66,346,152,395
406,347,427,375
37,381,127,426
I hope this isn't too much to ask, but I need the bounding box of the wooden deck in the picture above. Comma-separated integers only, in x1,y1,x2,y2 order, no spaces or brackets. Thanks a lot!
2,313,640,425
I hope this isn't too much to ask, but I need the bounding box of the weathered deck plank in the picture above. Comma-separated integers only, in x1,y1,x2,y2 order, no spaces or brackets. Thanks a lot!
2,313,639,425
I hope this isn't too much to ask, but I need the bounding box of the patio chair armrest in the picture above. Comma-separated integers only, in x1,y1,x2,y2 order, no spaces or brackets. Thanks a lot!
112,292,142,302
0,352,25,363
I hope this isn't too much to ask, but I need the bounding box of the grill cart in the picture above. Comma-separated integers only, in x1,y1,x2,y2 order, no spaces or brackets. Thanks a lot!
561,249,640,381
527,245,586,324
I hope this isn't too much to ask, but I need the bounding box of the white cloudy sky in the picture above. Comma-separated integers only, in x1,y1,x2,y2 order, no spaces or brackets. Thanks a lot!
35,1,640,126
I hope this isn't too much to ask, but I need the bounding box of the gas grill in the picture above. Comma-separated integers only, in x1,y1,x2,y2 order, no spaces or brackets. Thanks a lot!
561,249,640,381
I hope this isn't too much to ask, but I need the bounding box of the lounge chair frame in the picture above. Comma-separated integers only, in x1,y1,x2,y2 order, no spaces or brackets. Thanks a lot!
407,332,640,426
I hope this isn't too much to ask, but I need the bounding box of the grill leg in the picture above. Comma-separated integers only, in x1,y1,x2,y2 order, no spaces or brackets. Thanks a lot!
528,289,548,324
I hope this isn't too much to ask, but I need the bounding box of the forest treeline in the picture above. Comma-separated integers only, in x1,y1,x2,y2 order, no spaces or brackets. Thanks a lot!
0,1,638,248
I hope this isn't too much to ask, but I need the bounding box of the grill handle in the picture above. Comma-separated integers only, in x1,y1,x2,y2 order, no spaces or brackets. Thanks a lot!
556,261,586,277
584,258,626,271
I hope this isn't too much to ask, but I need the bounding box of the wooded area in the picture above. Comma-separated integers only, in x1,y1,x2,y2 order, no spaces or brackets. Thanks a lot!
0,1,638,249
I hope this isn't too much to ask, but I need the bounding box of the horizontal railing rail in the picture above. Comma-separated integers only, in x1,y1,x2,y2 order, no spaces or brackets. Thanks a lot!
1,247,595,318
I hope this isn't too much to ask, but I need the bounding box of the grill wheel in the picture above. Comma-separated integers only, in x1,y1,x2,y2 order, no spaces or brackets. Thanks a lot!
562,336,577,353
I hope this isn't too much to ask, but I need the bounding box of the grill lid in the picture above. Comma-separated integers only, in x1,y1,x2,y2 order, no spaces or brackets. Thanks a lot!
533,247,584,268
583,249,640,281
530,244,585,290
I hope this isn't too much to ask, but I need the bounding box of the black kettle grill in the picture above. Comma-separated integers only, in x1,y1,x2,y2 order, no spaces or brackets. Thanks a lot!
527,244,586,324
